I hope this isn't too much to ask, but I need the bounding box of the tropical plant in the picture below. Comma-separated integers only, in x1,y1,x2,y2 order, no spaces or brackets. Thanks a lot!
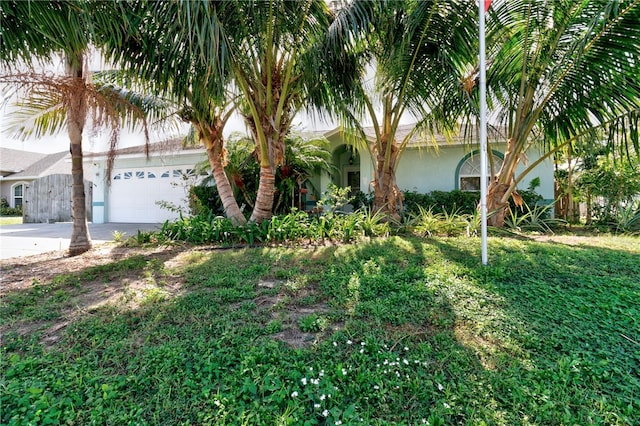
462,0,640,227
576,154,640,226
0,0,160,255
327,0,476,220
503,201,563,234
274,133,336,213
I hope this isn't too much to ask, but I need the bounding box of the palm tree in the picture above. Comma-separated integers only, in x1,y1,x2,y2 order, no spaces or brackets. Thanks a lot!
1,1,102,255
464,0,640,226
97,1,258,225
327,0,476,220
1,1,173,254
220,0,335,222
275,133,336,213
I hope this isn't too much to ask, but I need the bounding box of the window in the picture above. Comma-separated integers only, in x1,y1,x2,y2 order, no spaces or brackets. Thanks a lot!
135,171,145,179
124,172,132,180
12,184,24,208
147,172,156,179
457,153,503,191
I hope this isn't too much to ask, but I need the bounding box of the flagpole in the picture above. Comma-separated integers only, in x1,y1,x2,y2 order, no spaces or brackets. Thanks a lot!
479,0,489,265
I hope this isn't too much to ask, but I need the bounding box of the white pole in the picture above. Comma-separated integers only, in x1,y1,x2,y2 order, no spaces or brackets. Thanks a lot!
479,0,489,265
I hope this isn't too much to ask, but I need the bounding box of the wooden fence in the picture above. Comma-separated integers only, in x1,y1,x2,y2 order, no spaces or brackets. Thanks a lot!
23,174,92,223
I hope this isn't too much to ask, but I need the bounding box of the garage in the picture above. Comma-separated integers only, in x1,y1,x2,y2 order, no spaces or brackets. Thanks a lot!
108,166,193,223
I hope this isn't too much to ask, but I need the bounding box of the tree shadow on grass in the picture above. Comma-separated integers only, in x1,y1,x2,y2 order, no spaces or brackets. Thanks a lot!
425,236,640,424
2,238,638,424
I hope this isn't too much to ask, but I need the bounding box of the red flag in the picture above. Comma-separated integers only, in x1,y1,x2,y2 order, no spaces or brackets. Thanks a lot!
485,0,492,12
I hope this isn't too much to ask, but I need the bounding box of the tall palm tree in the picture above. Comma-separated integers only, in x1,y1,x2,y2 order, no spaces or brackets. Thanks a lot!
221,0,335,222
464,0,640,226
1,1,101,255
327,0,476,220
104,1,349,223
1,1,173,254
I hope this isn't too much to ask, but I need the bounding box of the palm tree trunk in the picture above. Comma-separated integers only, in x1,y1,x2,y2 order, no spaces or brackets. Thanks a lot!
250,164,275,222
66,52,91,256
486,139,518,227
199,124,246,225
373,137,402,220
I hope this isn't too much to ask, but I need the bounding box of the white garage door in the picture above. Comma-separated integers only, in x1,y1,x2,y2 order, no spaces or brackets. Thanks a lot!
109,167,193,223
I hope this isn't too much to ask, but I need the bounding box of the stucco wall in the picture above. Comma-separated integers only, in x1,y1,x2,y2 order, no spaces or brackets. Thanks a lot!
323,132,555,203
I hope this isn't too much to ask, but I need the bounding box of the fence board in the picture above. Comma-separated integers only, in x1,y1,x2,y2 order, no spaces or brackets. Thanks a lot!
23,174,92,223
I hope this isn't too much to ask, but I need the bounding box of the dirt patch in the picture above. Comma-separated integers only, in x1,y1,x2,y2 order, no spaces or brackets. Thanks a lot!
0,243,191,348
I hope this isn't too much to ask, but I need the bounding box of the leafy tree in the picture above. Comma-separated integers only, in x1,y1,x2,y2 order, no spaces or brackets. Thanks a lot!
463,0,640,226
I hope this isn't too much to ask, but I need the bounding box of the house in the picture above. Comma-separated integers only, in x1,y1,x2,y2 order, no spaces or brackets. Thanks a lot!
87,139,206,223
0,147,92,223
307,124,555,208
86,124,555,224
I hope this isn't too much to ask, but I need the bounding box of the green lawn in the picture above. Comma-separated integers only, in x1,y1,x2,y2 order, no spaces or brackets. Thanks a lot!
1,236,639,425
0,216,22,225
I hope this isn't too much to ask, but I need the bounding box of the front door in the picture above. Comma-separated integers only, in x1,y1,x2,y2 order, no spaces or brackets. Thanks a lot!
343,166,360,195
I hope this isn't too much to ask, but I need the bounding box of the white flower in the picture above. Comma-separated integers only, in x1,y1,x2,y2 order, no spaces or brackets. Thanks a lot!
403,359,409,365
404,346,409,351
443,402,451,409
360,349,364,354
213,399,221,407
320,394,326,401
314,403,321,409
347,340,353,345
373,385,380,390
312,378,320,385
421,419,429,425
301,378,308,385
291,391,299,398
342,368,347,376
319,370,325,377
335,421,342,425
333,341,338,347
322,409,329,417
361,341,366,346
437,383,444,391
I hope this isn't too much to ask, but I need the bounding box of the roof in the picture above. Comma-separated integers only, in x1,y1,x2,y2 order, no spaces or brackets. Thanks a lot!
323,123,507,147
0,148,70,180
86,138,203,159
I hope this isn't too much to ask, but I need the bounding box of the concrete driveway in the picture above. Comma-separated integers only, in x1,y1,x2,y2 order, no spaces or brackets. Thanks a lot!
0,222,162,260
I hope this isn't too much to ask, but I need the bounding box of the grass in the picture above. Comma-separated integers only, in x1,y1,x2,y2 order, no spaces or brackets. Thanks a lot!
0,216,23,226
1,235,639,425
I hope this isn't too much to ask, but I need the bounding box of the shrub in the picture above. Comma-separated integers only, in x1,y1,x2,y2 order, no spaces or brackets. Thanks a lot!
0,198,22,216
190,185,225,216
403,190,479,216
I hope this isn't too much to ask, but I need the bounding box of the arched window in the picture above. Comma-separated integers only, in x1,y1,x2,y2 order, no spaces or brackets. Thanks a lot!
455,151,504,191
11,183,25,208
